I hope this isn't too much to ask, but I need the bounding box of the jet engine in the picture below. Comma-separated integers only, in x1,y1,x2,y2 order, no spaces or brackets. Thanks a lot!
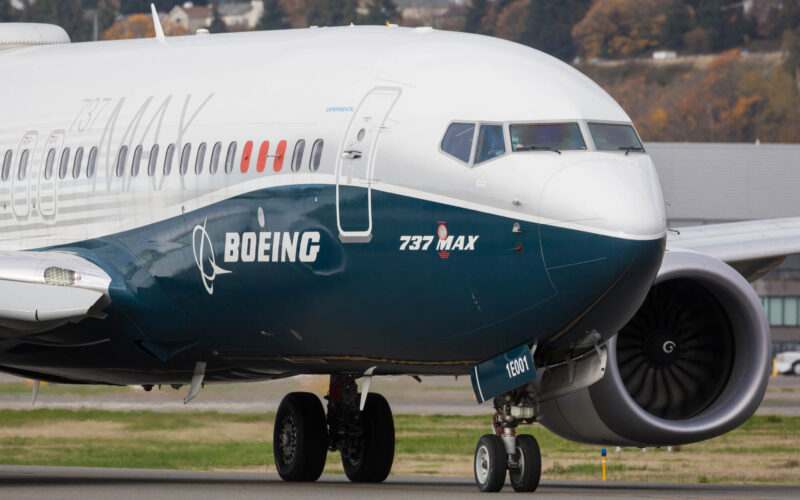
539,249,772,446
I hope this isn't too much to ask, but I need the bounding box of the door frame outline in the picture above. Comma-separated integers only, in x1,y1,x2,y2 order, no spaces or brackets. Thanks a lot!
335,86,402,243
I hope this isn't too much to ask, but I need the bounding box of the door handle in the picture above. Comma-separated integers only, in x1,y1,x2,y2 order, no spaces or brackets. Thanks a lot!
343,150,362,160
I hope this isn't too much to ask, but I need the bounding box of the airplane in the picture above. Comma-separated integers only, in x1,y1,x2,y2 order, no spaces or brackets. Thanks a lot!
0,13,796,493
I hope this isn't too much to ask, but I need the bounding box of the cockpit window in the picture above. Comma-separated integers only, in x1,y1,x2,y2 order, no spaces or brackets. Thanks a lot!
475,125,506,165
589,123,644,153
441,122,475,163
510,123,586,152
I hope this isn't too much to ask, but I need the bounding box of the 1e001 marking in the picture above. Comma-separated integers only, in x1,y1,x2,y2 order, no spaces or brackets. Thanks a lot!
505,355,530,379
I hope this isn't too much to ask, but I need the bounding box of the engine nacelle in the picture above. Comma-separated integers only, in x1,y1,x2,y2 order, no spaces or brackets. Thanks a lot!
539,249,771,446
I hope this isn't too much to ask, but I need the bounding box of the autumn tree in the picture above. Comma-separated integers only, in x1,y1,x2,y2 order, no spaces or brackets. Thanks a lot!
520,0,591,61
493,0,529,42
684,0,755,53
660,0,692,50
572,0,667,59
463,0,489,34
25,0,91,41
208,2,227,33
363,0,399,25
307,0,357,27
119,1,208,14
784,29,800,90
258,0,290,30
96,0,120,34
102,13,155,39
0,0,19,22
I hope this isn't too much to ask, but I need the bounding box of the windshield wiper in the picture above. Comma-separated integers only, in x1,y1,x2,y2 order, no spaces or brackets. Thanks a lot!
619,146,644,155
516,146,562,155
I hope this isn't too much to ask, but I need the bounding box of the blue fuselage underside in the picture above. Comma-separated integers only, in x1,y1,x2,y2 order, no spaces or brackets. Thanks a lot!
0,185,664,385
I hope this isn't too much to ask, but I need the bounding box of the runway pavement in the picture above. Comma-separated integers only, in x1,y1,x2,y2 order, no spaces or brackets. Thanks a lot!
0,466,797,500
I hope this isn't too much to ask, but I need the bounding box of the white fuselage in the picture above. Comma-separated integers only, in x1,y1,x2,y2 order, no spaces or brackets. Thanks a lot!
0,26,666,252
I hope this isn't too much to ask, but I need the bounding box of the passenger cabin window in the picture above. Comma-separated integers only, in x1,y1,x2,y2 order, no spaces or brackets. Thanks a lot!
44,149,56,180
195,143,206,175
441,123,475,163
209,142,221,174
148,145,159,176
224,142,237,173
309,139,323,171
257,141,269,172
475,125,506,165
164,144,175,175
589,123,644,153
87,147,97,178
510,123,586,152
180,144,191,175
292,140,305,172
74,148,84,179
116,146,128,177
59,148,70,179
18,149,29,180
1,150,12,181
241,141,253,173
131,145,143,177
274,140,286,172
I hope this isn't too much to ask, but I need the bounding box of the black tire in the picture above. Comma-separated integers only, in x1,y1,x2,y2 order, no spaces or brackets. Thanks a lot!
793,362,800,376
474,434,507,492
509,434,541,492
273,392,328,482
341,393,395,483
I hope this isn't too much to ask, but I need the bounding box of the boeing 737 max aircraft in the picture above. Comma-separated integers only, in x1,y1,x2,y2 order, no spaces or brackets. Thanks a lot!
0,19,798,492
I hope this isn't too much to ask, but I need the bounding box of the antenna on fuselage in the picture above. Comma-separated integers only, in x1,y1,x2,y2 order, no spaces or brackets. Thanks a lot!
151,3,167,45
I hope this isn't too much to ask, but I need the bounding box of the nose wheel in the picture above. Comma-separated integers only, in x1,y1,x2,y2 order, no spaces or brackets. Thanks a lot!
473,391,542,492
509,434,542,492
474,434,507,492
473,433,542,492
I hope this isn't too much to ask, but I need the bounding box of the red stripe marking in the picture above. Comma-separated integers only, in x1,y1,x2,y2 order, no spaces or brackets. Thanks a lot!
241,141,253,173
274,140,287,172
257,141,270,173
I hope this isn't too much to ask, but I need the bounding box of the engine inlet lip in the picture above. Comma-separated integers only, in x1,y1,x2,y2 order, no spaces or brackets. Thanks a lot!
590,250,772,446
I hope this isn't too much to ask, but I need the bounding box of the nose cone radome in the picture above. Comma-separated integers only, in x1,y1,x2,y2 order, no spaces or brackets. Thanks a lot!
539,155,667,240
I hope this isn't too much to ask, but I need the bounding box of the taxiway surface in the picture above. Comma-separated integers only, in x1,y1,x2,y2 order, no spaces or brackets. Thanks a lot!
0,466,797,500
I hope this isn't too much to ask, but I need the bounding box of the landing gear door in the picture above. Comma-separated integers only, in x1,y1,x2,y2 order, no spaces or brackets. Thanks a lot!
336,87,401,243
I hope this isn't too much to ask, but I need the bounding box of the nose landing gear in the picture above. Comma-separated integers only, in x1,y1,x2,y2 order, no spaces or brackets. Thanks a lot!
474,391,542,492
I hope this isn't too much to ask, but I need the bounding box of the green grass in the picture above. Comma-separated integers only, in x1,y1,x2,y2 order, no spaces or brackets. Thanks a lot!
0,436,273,469
0,382,131,396
0,409,270,430
0,410,798,484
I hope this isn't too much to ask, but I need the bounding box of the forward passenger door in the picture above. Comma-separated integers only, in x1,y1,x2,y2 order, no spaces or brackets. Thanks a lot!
336,87,401,243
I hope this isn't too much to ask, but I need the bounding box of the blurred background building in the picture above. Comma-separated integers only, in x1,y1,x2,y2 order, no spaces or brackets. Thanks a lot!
648,143,800,354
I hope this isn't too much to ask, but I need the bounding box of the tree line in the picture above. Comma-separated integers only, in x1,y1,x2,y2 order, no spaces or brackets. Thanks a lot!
464,0,800,62
0,1,402,39
2,0,799,143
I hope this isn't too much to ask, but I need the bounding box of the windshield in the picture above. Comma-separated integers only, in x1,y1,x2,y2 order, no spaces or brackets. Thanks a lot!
475,124,506,164
589,123,644,152
510,123,586,152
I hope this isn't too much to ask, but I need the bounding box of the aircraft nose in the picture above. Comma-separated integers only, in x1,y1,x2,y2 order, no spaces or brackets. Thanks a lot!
536,155,667,347
539,156,666,239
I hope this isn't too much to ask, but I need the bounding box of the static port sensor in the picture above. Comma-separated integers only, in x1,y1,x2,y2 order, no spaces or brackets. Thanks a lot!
470,344,537,404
